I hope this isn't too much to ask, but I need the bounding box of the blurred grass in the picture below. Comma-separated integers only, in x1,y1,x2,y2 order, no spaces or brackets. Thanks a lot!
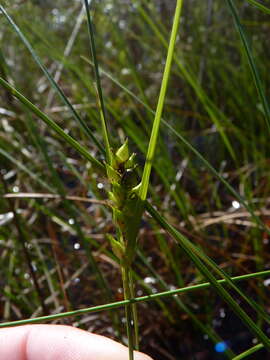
1,1,270,359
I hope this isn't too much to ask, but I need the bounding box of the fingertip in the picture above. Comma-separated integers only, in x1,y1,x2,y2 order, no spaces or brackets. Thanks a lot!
134,351,154,360
0,324,154,360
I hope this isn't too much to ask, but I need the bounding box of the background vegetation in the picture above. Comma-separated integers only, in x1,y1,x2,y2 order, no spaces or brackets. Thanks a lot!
0,0,270,359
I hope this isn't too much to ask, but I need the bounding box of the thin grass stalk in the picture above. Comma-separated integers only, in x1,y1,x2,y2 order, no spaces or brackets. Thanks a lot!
245,0,270,14
226,0,270,132
122,267,135,360
83,0,112,164
0,269,269,328
3,252,15,320
84,1,141,353
232,343,264,359
138,1,237,161
129,273,139,350
3,192,108,205
140,0,184,201
118,2,184,356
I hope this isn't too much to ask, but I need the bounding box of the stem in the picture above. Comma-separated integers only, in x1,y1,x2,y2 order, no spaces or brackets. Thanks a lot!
122,266,134,360
83,0,112,164
0,269,269,328
129,271,139,350
140,0,183,201
226,0,270,133
245,0,270,14
232,343,264,360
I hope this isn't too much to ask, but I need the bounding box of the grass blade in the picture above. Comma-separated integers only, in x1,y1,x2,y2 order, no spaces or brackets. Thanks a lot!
232,343,264,359
83,0,111,164
138,2,237,161
0,269,269,328
140,0,184,201
245,0,270,14
226,0,270,132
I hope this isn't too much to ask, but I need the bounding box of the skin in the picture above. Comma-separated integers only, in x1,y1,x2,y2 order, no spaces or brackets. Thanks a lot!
0,324,153,360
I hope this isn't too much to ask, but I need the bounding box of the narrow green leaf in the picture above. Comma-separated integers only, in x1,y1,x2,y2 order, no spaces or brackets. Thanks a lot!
140,0,184,201
138,2,237,161
226,0,270,132
83,0,112,164
0,269,269,328
245,0,270,15
233,343,264,359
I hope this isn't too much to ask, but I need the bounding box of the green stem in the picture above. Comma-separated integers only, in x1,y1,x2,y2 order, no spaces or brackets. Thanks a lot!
140,0,184,201
83,0,112,164
232,343,264,360
226,0,270,133
245,0,270,14
122,266,134,360
0,269,269,328
129,271,139,350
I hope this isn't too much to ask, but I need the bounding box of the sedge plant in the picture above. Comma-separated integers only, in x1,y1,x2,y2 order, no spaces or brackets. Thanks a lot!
1,1,270,359
84,0,183,357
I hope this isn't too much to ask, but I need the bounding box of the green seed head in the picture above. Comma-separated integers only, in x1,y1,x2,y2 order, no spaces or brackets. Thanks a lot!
125,152,136,169
115,139,129,164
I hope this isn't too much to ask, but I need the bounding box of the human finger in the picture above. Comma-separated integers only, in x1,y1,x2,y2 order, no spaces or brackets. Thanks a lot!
0,324,153,360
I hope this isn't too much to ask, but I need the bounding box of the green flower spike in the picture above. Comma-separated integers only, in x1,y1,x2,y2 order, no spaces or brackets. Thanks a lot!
115,139,129,164
125,153,136,169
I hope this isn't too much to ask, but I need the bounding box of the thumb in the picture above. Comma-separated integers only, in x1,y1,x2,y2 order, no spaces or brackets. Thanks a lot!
0,324,153,360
